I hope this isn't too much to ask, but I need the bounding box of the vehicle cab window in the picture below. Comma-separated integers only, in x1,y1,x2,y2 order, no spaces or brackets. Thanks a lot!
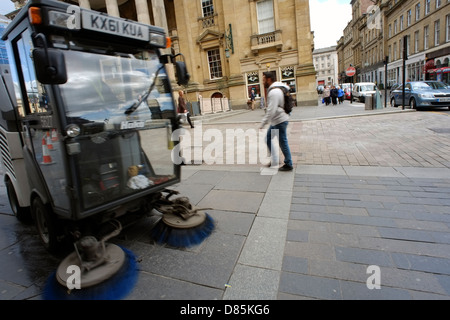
9,30,52,118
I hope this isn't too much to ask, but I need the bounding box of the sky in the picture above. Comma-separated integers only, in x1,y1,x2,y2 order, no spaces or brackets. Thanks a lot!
0,1,15,16
0,0,352,49
309,0,353,49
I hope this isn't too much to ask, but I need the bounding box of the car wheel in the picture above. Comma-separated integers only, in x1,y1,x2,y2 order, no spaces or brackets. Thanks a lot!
391,98,397,108
409,98,417,109
32,197,62,253
5,179,31,223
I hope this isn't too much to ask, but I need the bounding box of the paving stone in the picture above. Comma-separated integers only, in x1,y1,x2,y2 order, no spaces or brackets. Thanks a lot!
282,256,308,274
340,280,412,300
335,246,394,267
223,264,280,300
126,272,224,300
377,227,435,243
392,253,450,275
279,272,341,300
286,229,309,242
198,190,264,213
131,232,245,289
238,217,288,270
284,242,335,261
214,171,271,193
357,237,450,259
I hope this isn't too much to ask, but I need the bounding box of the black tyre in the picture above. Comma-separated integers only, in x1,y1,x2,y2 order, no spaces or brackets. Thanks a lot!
410,98,417,109
391,98,397,108
32,197,61,253
5,179,31,223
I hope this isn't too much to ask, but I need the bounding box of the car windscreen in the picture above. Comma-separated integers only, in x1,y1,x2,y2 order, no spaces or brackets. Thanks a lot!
360,85,375,91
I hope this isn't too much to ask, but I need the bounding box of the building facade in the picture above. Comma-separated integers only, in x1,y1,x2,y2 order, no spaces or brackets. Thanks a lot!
384,0,450,86
313,46,339,87
7,0,318,109
336,0,450,88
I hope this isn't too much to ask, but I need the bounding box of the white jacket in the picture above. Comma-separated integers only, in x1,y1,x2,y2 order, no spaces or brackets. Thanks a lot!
261,82,290,128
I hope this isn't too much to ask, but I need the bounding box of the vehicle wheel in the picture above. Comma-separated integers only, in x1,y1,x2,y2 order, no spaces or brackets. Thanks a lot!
32,197,61,253
410,98,417,109
390,98,397,108
5,179,31,223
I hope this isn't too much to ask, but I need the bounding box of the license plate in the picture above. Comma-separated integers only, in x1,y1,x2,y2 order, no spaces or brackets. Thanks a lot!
82,11,149,41
121,120,145,129
437,98,450,102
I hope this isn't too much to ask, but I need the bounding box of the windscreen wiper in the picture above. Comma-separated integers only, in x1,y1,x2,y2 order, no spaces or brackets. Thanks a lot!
124,66,163,115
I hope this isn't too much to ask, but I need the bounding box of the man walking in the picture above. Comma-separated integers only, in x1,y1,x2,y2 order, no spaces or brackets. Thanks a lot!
259,72,293,171
178,90,194,128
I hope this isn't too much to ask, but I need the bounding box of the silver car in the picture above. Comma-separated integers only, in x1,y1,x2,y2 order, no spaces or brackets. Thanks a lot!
390,81,450,110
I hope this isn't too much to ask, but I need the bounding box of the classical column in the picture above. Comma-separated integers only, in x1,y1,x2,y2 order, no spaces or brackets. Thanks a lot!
134,0,151,25
151,0,169,34
77,0,91,9
105,0,120,17
294,0,318,106
150,0,173,81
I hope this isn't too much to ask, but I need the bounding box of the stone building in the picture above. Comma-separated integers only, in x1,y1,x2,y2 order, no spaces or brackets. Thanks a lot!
383,0,450,86
336,0,450,87
313,46,338,87
7,0,317,109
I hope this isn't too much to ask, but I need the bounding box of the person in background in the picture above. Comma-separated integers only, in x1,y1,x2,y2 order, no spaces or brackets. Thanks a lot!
337,86,345,104
330,85,338,105
322,85,331,106
250,88,256,111
178,90,194,128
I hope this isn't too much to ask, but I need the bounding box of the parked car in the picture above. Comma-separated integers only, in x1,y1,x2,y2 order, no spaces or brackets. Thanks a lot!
388,83,402,107
390,81,450,110
352,82,377,102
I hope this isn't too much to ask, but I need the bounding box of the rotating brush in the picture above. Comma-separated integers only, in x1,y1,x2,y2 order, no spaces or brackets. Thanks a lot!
150,194,215,248
43,225,139,300
150,210,215,248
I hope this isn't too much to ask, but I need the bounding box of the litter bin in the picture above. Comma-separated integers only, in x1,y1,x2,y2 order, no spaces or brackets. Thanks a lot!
365,94,374,110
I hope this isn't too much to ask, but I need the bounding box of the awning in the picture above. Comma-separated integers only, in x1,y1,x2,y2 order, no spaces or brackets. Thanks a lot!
427,67,450,73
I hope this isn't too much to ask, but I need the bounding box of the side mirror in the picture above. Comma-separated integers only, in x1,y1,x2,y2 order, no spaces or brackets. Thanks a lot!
175,61,190,86
32,48,67,84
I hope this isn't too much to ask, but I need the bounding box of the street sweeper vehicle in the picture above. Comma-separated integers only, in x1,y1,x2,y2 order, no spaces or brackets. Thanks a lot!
0,0,214,298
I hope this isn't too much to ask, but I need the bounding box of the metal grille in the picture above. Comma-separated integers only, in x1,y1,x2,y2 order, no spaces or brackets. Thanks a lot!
0,129,15,179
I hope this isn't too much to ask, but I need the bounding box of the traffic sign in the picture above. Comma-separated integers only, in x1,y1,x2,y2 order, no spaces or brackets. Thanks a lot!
346,67,356,77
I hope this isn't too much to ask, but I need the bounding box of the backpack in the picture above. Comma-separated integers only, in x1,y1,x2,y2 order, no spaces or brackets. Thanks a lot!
270,86,294,114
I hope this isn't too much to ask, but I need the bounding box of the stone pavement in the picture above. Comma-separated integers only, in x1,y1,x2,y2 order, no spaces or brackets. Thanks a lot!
1,101,450,301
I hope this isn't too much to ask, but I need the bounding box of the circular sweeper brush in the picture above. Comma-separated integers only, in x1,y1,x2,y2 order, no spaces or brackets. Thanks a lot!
44,223,138,300
150,195,215,248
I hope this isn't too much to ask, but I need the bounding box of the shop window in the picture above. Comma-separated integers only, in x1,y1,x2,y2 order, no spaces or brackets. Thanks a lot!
281,66,296,93
247,71,261,98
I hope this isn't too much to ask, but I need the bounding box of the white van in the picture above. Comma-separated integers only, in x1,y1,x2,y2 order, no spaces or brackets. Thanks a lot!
352,82,376,102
